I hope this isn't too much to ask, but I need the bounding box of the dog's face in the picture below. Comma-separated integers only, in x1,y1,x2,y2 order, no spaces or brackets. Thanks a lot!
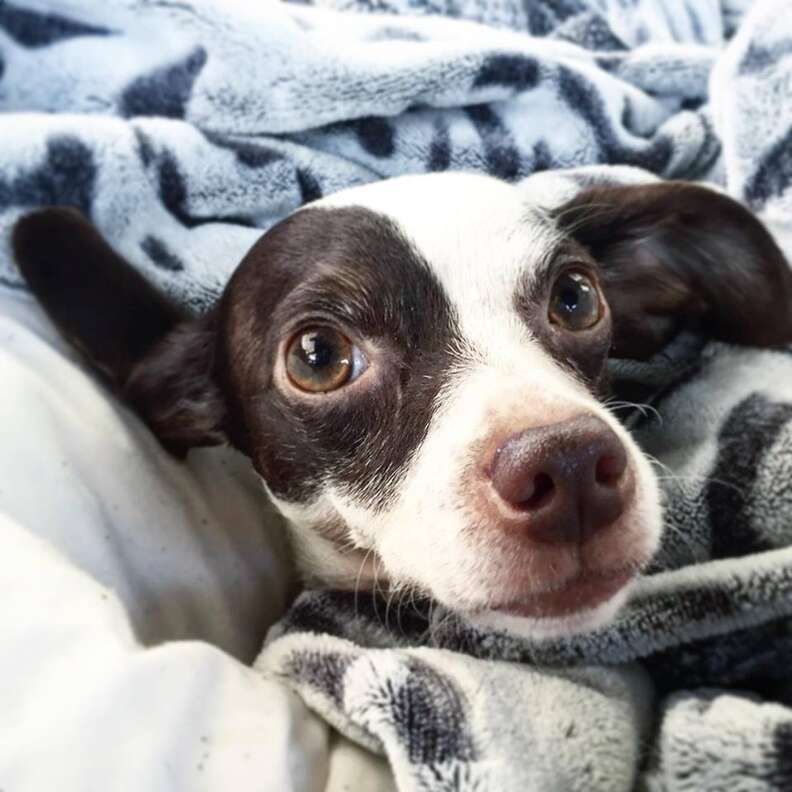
214,175,660,638
15,172,792,638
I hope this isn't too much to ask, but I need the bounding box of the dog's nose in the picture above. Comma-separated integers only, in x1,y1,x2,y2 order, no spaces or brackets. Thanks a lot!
488,415,630,544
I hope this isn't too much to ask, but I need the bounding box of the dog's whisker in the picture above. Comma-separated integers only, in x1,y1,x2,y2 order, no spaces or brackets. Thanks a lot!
606,399,663,424
656,473,747,498
652,519,706,560
394,583,417,638
643,452,747,499
353,547,375,623
384,585,397,634
371,554,394,635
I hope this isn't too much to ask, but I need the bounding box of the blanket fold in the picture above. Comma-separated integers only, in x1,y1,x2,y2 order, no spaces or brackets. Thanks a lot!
2,0,792,789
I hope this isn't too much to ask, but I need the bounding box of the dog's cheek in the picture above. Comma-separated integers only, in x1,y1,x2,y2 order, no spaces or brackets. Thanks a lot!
523,306,614,396
239,382,374,505
584,410,665,570
264,489,381,588
352,365,536,600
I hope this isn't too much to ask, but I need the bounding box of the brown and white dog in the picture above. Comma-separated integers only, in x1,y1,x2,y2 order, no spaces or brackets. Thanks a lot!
13,172,792,640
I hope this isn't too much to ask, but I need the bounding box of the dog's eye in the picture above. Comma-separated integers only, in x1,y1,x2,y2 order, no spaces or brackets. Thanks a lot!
548,271,602,331
285,327,366,393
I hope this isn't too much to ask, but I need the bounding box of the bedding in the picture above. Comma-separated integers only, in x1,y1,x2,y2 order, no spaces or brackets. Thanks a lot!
0,291,393,790
2,0,792,790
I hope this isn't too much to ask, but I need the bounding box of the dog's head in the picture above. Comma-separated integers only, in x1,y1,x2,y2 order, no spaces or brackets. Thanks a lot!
15,173,792,638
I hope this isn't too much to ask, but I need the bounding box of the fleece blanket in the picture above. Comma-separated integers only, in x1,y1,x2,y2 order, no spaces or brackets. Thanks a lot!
2,0,792,790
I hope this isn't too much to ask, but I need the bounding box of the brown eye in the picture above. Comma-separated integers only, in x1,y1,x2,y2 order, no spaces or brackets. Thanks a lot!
548,270,602,331
285,327,360,393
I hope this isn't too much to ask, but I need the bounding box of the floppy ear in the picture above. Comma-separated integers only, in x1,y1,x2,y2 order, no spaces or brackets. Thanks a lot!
555,182,792,359
13,207,225,455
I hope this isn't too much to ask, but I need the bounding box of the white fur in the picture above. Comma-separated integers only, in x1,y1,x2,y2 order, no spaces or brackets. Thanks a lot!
470,584,634,642
275,172,664,638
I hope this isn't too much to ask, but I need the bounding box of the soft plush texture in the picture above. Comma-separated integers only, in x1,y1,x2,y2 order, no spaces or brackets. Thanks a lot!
2,0,792,790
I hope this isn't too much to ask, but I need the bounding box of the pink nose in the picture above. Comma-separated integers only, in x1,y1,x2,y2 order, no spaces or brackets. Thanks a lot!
488,415,631,544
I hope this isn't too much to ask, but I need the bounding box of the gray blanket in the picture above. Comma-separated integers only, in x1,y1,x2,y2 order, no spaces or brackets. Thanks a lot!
2,0,792,789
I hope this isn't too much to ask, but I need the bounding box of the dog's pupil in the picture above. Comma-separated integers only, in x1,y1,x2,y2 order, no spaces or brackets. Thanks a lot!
548,271,602,331
301,331,336,368
560,285,580,312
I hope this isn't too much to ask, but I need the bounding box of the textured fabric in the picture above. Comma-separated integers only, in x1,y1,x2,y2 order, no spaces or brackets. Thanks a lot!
2,0,792,790
0,0,767,306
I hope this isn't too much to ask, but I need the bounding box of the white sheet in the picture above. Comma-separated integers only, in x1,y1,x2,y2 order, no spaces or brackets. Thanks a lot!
0,288,394,791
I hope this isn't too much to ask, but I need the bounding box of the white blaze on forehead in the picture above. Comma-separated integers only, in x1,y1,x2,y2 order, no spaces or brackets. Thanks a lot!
314,172,562,363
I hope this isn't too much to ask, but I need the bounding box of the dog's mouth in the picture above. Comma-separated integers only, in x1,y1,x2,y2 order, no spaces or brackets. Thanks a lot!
486,567,635,620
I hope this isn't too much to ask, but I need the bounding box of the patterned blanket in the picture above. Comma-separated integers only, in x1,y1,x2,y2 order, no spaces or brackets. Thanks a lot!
2,0,792,789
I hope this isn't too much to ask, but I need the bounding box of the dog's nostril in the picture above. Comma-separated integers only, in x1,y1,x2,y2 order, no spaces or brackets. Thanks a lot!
595,454,626,486
519,472,555,510
487,415,633,544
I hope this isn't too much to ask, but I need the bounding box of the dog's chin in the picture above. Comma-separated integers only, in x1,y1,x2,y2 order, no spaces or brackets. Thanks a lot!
460,574,636,641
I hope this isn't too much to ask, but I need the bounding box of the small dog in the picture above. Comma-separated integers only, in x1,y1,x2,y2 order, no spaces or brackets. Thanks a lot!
14,172,792,639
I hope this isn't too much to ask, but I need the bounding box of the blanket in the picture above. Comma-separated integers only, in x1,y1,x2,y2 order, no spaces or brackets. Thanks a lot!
2,0,792,789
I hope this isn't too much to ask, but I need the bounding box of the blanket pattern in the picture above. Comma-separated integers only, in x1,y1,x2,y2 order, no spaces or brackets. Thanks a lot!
2,0,792,789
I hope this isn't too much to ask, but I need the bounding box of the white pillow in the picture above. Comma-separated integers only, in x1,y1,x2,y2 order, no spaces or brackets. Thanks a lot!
0,288,390,791
0,288,295,657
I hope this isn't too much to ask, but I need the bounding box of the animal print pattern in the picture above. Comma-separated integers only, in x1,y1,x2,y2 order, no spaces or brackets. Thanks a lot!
3,0,792,789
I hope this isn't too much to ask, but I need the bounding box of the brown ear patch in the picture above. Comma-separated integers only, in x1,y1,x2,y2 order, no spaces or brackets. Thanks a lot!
124,316,226,457
13,207,226,456
554,182,792,359
13,207,184,384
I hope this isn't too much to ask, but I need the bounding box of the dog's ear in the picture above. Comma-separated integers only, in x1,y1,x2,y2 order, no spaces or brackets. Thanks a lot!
13,207,225,455
555,182,792,359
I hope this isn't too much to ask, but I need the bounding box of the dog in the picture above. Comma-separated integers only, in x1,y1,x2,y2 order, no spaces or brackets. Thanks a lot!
13,172,792,639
